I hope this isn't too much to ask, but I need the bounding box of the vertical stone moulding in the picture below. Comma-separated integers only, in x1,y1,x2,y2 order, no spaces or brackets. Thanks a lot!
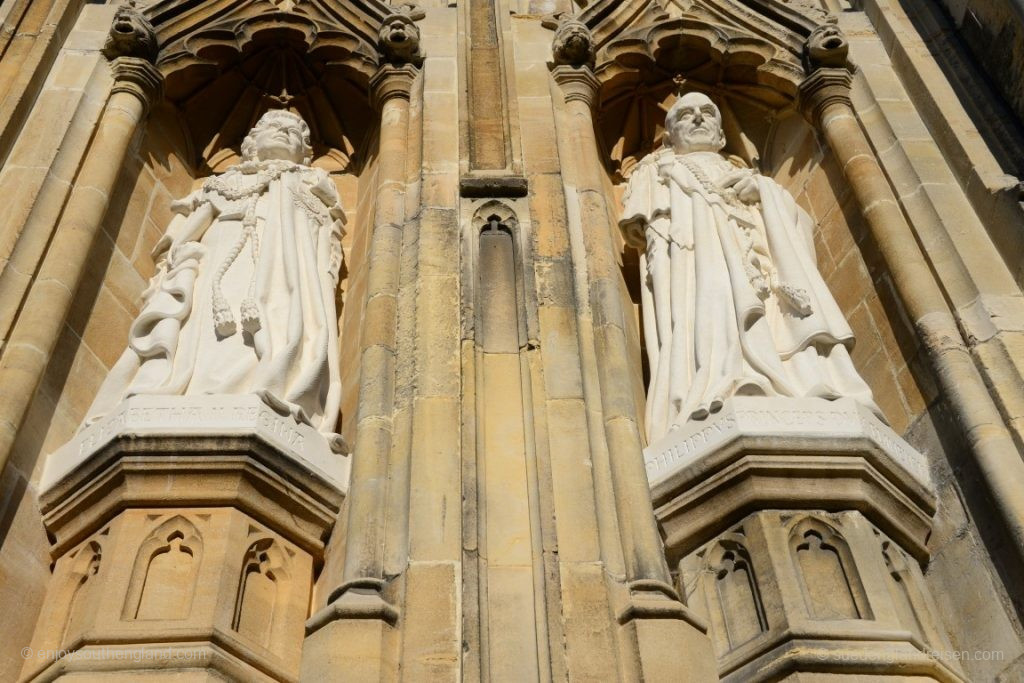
470,202,550,680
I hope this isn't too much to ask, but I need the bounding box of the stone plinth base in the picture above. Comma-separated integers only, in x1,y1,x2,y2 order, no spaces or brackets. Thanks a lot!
646,397,934,563
20,398,347,682
41,395,349,493
679,510,964,682
647,398,962,682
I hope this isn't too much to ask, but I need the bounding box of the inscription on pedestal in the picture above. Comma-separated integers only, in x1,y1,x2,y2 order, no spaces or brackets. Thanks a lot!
43,395,349,493
643,397,929,489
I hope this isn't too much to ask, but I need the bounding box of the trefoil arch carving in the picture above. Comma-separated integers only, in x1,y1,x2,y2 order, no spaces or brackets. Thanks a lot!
232,535,294,651
123,515,204,621
786,515,872,622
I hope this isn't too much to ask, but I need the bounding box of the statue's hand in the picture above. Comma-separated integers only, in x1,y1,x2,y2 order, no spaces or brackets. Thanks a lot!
719,170,760,204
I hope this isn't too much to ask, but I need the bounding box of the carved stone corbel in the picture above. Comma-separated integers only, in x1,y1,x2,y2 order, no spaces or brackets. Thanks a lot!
377,4,426,68
550,18,600,106
552,17,596,69
104,3,163,110
102,1,158,62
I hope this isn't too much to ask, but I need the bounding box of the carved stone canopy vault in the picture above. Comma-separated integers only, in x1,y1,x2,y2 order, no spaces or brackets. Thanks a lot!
145,0,400,172
570,0,826,179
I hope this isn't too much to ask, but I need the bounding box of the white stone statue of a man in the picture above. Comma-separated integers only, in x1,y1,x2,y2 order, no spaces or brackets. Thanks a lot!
620,92,880,444
86,109,346,449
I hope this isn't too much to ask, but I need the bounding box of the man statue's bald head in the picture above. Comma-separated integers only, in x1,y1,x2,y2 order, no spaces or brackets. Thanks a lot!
665,92,727,154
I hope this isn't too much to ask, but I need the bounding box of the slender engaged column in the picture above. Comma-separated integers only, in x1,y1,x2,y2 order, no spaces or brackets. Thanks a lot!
551,30,717,678
337,63,416,593
552,64,683,598
301,61,419,683
0,53,161,482
799,65,1024,573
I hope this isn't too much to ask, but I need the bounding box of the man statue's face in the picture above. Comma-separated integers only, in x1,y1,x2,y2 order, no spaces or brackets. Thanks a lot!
250,118,306,163
666,94,725,154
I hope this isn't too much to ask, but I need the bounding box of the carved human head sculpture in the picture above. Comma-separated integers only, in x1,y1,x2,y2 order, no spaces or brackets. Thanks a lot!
378,12,424,66
240,110,313,165
552,18,595,67
665,92,726,154
102,1,158,62
806,23,850,69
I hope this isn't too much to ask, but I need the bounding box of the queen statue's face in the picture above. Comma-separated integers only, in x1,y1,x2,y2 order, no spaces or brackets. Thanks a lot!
249,118,306,163
666,93,725,154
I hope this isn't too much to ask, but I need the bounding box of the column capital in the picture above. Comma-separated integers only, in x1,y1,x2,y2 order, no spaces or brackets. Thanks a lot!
110,56,164,108
551,64,600,107
798,66,854,126
370,63,419,110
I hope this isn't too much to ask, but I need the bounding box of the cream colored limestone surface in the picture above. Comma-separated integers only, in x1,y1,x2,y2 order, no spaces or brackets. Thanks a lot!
3,0,1024,679
85,110,347,451
621,93,879,444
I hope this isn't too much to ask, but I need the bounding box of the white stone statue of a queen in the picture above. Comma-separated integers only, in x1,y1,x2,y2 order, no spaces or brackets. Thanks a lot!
620,92,880,444
87,110,346,449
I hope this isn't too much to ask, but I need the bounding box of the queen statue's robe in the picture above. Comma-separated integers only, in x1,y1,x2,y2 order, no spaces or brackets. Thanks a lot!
85,158,346,448
621,150,880,443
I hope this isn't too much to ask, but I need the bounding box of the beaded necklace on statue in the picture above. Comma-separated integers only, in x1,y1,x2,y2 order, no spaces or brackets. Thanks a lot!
677,154,812,315
677,154,773,300
203,159,301,338
677,155,746,210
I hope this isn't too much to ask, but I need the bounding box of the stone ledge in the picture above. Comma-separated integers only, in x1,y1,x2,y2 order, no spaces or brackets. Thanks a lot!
40,394,350,494
723,635,966,682
646,397,931,490
647,398,936,562
20,627,294,683
459,173,528,197
40,439,345,559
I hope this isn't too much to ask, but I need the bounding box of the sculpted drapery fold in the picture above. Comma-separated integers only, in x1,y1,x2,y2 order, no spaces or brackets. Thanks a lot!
86,110,347,449
621,92,879,443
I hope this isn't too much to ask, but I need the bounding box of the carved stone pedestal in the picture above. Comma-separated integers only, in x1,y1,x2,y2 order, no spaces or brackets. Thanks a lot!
19,396,348,683
647,398,964,682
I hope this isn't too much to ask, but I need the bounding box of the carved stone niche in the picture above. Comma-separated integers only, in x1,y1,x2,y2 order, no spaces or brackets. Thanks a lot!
20,400,345,682
650,397,965,681
145,0,403,173
679,512,966,681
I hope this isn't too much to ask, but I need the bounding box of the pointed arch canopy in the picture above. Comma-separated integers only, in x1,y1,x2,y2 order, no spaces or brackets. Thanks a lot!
144,0,400,170
573,0,824,178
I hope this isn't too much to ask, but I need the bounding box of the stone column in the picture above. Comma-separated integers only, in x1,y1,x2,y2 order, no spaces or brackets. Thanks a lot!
799,61,1024,575
19,396,346,682
301,61,418,682
0,50,161,484
550,29,717,679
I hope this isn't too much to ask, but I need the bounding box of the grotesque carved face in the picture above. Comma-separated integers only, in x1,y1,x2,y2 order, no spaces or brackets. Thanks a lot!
806,24,849,68
103,4,158,61
553,20,594,67
665,92,726,155
379,15,422,65
241,111,312,164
